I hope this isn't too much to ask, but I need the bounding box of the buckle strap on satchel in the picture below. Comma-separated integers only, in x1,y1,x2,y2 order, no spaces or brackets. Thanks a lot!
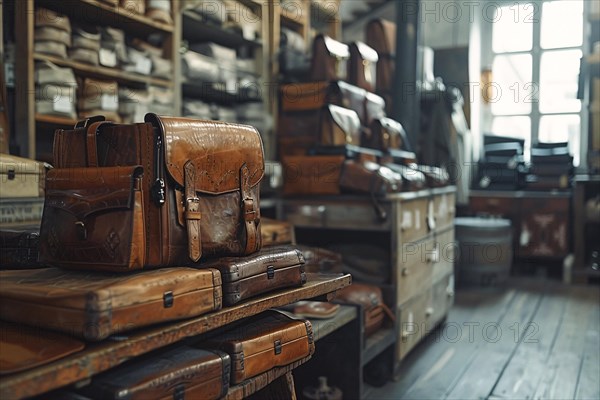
240,163,259,254
85,121,115,167
184,161,202,262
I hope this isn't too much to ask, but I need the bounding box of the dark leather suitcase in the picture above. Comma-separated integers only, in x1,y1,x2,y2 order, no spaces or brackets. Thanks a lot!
80,346,230,400
348,41,378,92
0,267,222,341
0,227,41,269
310,34,349,82
204,310,315,384
199,246,306,306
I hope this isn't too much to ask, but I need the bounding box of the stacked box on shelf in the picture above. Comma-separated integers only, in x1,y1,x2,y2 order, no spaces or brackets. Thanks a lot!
526,142,574,190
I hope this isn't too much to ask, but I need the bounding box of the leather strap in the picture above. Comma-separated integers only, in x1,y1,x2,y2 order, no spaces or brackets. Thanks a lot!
85,121,114,167
184,161,202,262
240,163,259,254
74,115,105,129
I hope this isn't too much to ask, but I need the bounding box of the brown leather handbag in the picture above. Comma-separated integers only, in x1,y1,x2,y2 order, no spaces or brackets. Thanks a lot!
47,114,264,270
348,42,378,92
310,34,349,82
335,283,394,337
363,117,410,152
320,104,361,146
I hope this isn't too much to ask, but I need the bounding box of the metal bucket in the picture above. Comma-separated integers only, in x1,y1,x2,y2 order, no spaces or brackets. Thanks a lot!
454,217,512,287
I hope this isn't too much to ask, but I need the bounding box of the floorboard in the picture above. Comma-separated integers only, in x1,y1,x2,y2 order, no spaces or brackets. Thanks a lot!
575,288,600,400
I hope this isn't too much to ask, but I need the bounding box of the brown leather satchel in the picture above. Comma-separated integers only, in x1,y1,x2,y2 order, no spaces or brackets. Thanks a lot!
310,34,349,82
203,310,315,384
48,114,264,269
363,117,410,152
0,267,222,341
366,19,396,94
80,346,230,400
282,155,344,195
335,283,394,337
200,246,306,306
348,42,378,92
320,104,361,146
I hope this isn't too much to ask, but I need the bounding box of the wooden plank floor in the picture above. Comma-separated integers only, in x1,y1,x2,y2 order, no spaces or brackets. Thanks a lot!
366,279,600,400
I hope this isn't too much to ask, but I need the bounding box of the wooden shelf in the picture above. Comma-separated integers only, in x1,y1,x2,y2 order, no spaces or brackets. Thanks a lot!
34,53,172,88
281,7,308,31
35,114,78,128
309,305,358,342
182,81,263,105
182,10,262,48
37,0,173,35
0,273,351,399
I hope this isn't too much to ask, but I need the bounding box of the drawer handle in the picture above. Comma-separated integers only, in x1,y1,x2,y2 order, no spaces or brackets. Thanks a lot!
402,268,410,276
426,307,434,317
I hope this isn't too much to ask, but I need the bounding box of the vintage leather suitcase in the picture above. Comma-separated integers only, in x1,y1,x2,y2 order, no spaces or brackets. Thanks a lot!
348,42,378,92
0,154,49,199
320,104,361,146
335,283,394,337
261,218,295,247
204,310,315,384
282,155,344,195
0,227,41,269
80,346,230,400
0,323,85,374
200,246,306,306
49,114,264,269
310,34,349,82
364,117,411,152
0,267,222,341
366,19,396,93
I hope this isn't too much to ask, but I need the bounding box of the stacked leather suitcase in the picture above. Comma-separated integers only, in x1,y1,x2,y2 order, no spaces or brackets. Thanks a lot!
526,142,573,190
474,135,527,190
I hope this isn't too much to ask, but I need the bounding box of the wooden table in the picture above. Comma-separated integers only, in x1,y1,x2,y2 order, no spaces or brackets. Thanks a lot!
0,273,352,399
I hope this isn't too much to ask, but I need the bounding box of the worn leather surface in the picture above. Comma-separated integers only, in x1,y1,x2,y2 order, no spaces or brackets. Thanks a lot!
335,283,391,337
321,104,361,146
385,163,427,191
0,267,222,341
39,166,146,271
296,245,343,274
339,160,402,195
282,155,344,195
348,42,378,92
293,302,340,319
0,323,85,374
204,310,314,384
310,34,349,82
82,346,229,400
280,82,329,112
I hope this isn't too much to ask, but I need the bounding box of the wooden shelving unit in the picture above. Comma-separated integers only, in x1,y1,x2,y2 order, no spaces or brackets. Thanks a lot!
0,273,352,399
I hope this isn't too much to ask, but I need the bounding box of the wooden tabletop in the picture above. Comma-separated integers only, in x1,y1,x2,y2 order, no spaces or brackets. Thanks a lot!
0,273,352,399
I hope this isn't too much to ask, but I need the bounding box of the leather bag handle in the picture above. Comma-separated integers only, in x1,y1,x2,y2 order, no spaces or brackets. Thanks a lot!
85,121,115,167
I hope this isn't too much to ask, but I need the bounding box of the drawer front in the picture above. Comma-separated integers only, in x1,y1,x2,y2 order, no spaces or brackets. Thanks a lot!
283,201,392,231
397,288,431,360
398,197,431,243
433,228,455,284
470,196,515,218
434,192,456,231
430,273,454,325
397,236,436,305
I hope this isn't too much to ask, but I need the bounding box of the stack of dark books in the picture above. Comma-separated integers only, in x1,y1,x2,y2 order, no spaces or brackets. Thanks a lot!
474,135,527,190
526,142,573,190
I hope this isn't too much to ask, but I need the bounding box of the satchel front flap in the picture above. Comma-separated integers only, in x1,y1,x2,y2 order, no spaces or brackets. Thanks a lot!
207,310,309,356
44,166,142,221
200,246,305,282
0,268,219,312
315,34,349,59
351,41,378,63
335,283,383,311
333,81,366,112
88,347,228,399
326,104,361,137
146,114,265,194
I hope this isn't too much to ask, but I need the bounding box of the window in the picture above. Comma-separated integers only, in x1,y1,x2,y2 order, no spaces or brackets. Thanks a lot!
490,0,583,164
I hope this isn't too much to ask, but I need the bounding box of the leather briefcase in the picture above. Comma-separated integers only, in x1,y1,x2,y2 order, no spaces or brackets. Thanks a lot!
0,267,222,341
203,310,315,384
348,42,378,92
261,218,295,247
200,246,306,306
364,117,411,152
39,166,147,270
310,34,349,82
320,104,361,146
335,283,394,337
0,323,85,375
366,19,396,94
282,155,344,195
49,114,264,269
80,346,230,400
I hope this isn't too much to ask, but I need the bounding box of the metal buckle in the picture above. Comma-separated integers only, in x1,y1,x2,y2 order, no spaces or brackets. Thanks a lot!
243,198,256,219
74,115,105,129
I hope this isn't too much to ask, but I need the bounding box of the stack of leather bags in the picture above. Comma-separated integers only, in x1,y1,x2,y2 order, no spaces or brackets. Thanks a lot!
77,77,120,122
34,8,71,59
70,25,101,66
526,142,573,190
35,62,78,120
474,135,527,190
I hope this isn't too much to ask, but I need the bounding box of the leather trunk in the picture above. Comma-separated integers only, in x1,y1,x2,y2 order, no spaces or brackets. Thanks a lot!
203,310,315,384
348,41,378,92
199,246,306,306
50,114,264,268
80,346,230,400
0,154,48,198
0,267,222,341
335,283,392,337
282,155,344,195
320,104,361,146
261,218,295,247
310,34,349,82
